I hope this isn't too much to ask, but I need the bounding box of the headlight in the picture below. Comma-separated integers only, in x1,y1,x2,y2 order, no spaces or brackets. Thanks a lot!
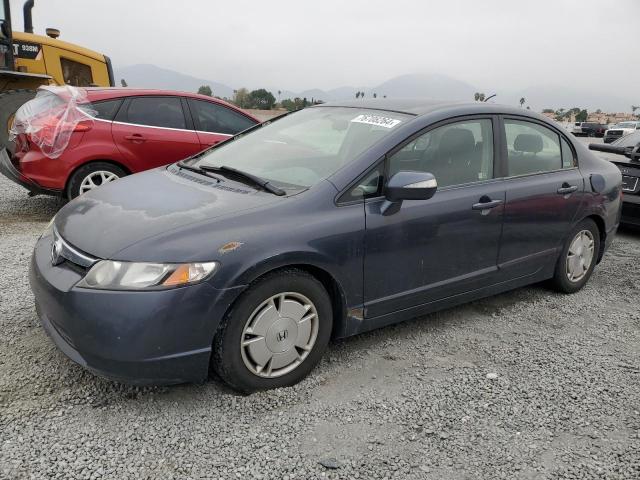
76,260,219,290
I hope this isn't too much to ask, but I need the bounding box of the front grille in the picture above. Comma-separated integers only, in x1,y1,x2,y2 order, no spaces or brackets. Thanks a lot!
622,175,639,193
607,130,623,136
52,228,99,269
61,258,89,275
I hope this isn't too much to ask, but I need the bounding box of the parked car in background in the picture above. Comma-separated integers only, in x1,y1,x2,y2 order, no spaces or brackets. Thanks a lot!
0,87,259,199
590,130,640,226
603,121,640,143
30,100,621,392
571,122,585,135
579,122,607,138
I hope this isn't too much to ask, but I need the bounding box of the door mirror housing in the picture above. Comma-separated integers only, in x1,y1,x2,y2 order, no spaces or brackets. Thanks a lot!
381,171,438,215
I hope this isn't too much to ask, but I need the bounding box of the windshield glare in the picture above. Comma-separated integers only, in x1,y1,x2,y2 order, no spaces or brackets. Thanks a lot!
194,107,412,189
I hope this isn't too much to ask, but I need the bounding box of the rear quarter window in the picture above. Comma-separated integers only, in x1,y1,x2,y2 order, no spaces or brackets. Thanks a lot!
86,99,122,120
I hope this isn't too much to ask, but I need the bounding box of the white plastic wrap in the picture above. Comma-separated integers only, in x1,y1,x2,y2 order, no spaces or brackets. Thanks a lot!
9,86,96,159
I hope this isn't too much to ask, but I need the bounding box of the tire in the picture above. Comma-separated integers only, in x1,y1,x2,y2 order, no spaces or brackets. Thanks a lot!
66,162,127,199
212,268,333,393
550,218,600,293
0,89,37,154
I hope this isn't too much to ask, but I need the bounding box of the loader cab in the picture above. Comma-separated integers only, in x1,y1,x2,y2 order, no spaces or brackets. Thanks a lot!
0,0,14,70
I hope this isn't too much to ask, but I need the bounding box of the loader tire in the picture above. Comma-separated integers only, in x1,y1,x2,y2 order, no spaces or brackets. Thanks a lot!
0,89,37,154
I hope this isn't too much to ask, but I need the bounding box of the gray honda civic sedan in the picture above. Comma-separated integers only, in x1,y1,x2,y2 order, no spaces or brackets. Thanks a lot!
30,99,622,393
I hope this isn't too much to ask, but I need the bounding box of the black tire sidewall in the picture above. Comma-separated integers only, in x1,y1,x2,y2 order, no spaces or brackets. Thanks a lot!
213,270,332,393
553,219,600,293
67,162,126,199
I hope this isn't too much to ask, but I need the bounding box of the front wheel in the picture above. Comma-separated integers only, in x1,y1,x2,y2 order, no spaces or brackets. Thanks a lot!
550,219,600,293
212,269,332,393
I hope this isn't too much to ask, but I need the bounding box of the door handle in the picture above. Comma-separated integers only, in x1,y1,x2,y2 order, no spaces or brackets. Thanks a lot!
124,134,146,142
206,140,221,146
557,184,578,195
472,198,503,210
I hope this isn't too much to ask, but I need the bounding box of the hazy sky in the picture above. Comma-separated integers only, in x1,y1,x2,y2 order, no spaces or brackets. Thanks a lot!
9,0,639,97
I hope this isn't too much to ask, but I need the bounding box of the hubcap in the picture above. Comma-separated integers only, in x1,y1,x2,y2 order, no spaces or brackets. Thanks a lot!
79,170,119,195
566,230,595,283
240,292,319,378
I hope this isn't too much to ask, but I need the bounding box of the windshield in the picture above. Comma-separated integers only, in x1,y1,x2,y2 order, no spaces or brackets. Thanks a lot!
616,122,636,129
193,107,412,189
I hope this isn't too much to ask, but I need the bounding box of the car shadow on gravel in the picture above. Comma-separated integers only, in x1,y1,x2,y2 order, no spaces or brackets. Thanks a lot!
0,192,63,223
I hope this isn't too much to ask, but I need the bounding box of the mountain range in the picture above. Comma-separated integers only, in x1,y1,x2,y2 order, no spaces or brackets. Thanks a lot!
114,64,634,113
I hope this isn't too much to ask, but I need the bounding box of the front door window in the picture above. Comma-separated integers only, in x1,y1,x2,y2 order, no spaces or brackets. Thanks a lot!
388,119,494,187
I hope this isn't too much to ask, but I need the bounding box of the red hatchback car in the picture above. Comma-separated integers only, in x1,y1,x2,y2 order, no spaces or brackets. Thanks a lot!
1,87,259,198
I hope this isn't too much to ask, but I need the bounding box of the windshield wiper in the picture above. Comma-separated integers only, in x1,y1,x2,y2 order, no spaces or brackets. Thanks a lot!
200,165,286,196
176,160,222,181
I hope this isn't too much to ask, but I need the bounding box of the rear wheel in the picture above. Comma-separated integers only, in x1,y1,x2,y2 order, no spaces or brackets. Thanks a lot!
66,162,127,199
550,219,600,293
0,90,37,153
212,269,332,393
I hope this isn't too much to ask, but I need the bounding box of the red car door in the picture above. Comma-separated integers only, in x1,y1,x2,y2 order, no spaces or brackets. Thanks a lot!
187,98,258,149
112,96,202,172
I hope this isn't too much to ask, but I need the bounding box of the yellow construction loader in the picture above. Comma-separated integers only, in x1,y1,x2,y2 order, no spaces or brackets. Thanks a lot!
0,0,114,150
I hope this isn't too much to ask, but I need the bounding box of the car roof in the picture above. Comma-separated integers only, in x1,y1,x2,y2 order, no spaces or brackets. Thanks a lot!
317,98,554,122
84,87,212,101
77,88,257,120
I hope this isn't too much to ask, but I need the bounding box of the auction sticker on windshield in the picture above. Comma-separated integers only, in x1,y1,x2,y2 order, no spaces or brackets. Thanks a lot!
351,114,402,129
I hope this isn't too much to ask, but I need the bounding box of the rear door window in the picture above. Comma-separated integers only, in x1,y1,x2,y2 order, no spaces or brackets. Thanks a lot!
125,97,186,129
505,120,564,176
188,99,256,135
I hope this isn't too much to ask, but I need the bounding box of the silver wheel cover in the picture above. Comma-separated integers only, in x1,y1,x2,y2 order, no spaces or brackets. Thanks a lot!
240,292,319,378
79,170,119,195
566,229,595,283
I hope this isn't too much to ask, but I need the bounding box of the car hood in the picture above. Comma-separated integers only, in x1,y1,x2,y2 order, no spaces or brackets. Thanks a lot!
54,166,285,260
595,151,640,167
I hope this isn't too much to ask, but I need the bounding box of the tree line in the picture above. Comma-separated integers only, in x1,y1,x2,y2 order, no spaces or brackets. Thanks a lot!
541,107,589,123
196,85,324,111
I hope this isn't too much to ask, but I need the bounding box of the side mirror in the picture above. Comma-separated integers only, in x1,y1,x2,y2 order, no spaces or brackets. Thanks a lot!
381,171,437,215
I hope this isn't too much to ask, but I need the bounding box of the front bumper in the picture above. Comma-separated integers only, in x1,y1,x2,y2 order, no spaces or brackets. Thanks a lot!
29,233,245,385
0,148,61,196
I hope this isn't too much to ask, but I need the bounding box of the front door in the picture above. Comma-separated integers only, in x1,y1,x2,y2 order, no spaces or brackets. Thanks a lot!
363,117,505,319
112,96,202,171
497,118,585,279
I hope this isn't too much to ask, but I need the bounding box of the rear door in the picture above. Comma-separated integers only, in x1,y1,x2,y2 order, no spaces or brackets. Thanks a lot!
498,117,584,279
112,96,202,171
186,98,258,149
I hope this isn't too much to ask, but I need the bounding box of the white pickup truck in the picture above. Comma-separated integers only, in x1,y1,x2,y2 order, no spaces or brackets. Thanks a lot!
603,121,640,143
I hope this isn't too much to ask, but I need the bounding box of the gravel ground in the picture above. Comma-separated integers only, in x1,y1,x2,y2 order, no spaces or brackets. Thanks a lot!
1,145,639,479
